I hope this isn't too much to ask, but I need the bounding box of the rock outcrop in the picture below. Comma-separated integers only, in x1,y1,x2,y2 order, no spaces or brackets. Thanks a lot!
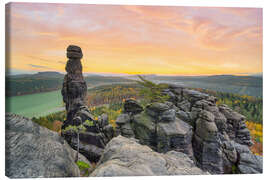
61,45,113,162
91,136,207,176
115,85,262,174
61,45,87,129
166,85,260,174
133,102,194,158
5,113,88,178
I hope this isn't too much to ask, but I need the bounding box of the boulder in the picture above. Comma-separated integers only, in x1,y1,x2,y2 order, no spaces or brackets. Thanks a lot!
157,118,194,157
5,113,85,178
90,136,207,176
195,110,218,142
192,134,224,174
123,99,143,114
115,113,135,138
132,112,156,148
133,111,194,157
237,153,262,174
66,45,83,59
145,102,170,117
115,113,130,125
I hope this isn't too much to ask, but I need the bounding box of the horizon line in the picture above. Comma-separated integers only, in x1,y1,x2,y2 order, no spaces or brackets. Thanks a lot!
6,69,263,77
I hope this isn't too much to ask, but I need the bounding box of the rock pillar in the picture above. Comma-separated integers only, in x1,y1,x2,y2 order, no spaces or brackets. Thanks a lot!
61,45,87,129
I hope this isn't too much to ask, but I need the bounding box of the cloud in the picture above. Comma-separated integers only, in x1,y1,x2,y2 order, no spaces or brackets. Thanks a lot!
8,3,262,76
28,64,51,69
57,61,66,64
122,5,180,20
26,55,52,62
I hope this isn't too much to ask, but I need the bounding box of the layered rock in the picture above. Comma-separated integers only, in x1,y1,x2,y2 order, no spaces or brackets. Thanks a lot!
5,113,89,178
91,136,207,176
115,99,143,138
61,45,87,129
115,84,260,174
192,110,224,173
219,104,253,146
116,100,194,158
61,45,111,162
165,85,261,174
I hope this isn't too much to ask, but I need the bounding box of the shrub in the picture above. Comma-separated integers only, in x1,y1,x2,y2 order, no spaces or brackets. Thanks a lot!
76,160,91,176
136,75,169,103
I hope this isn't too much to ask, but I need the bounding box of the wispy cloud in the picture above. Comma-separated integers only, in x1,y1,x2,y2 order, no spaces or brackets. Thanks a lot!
8,3,262,76
28,64,51,69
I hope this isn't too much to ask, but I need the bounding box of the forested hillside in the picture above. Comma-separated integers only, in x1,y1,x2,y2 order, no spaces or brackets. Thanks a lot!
151,75,262,97
5,71,135,96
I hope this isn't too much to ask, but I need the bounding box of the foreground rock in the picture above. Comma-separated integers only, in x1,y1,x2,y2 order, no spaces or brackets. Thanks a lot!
91,136,207,176
5,113,88,178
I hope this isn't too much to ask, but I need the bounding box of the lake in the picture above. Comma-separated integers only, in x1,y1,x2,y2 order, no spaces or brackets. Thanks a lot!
6,90,64,118
5,82,131,118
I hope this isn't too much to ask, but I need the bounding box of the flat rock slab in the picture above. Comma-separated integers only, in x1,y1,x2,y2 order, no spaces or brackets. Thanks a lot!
91,136,207,176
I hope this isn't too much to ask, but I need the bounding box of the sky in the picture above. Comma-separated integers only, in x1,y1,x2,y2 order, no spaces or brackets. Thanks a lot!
6,3,262,76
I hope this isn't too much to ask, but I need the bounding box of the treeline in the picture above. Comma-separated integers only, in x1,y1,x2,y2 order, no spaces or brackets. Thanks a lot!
87,84,141,107
194,88,262,124
152,75,262,97
6,77,63,96
6,72,135,96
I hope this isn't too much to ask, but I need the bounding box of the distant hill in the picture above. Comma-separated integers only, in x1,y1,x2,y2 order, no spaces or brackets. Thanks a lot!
148,75,262,97
6,72,262,97
6,72,135,96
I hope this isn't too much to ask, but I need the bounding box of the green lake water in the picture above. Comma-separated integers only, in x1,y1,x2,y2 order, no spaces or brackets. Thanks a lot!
6,90,65,118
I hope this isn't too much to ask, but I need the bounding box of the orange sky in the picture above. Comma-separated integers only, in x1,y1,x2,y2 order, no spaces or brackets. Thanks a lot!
6,3,262,76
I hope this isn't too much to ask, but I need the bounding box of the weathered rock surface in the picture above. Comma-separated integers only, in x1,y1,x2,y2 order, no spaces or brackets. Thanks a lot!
61,45,87,129
238,153,263,174
219,104,253,146
61,106,108,162
123,98,143,115
114,85,262,175
166,85,260,174
5,113,86,178
115,101,194,158
61,45,112,163
91,136,207,176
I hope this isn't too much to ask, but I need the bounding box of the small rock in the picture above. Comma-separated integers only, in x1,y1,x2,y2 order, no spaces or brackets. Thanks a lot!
115,113,130,125
123,99,143,114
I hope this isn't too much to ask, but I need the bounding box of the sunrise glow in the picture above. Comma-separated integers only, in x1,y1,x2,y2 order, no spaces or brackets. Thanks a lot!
6,3,262,76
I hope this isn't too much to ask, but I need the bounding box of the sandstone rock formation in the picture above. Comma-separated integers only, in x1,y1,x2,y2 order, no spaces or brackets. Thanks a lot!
5,113,88,178
61,45,112,162
61,45,87,129
115,85,262,174
91,136,207,176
